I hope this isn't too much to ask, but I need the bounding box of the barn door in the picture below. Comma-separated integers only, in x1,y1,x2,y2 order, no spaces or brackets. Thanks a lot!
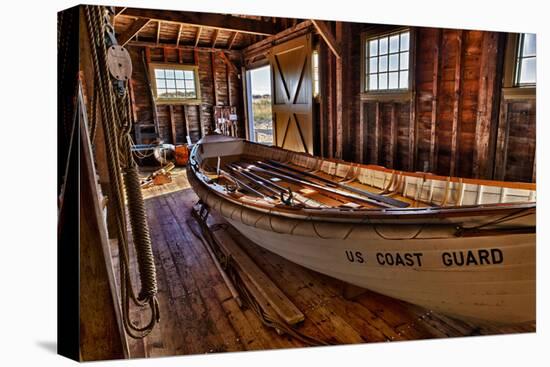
269,34,313,154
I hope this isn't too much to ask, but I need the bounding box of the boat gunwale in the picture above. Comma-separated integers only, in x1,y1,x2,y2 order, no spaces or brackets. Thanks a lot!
188,142,536,223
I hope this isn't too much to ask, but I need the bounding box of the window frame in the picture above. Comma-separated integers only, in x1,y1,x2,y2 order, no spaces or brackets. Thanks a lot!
502,33,536,100
361,27,414,101
148,62,202,105
514,33,536,87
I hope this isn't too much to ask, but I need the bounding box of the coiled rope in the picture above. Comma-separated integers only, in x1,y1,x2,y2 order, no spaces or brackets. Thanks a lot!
84,5,159,339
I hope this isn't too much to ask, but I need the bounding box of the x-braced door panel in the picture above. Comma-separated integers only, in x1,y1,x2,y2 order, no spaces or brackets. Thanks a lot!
269,34,313,154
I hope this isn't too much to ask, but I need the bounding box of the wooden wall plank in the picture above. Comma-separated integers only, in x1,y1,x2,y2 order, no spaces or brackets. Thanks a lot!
449,30,464,177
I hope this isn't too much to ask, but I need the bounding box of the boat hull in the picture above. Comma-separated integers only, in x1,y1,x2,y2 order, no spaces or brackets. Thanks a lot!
187,135,536,324
227,217,535,324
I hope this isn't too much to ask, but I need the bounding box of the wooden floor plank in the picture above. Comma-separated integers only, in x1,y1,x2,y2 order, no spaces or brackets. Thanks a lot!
115,167,534,358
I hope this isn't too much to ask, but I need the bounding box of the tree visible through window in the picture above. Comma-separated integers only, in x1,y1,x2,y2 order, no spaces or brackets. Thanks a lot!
515,33,536,86
365,30,410,91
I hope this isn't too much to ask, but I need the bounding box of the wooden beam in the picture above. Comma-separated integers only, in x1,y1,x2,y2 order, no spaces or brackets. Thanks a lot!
156,21,161,45
358,101,364,163
450,30,464,177
429,29,442,173
183,105,191,142
226,60,232,106
211,29,219,49
390,103,398,168
494,101,510,180
227,31,238,50
218,51,238,75
311,19,342,59
176,23,183,47
408,30,418,172
127,40,240,55
374,102,380,164
195,26,202,47
169,105,177,144
121,7,278,36
211,52,218,108
243,20,312,58
117,17,150,46
327,48,334,158
473,32,500,178
335,22,343,159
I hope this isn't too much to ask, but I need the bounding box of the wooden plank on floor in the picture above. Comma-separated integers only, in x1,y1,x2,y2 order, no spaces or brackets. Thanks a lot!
210,226,305,325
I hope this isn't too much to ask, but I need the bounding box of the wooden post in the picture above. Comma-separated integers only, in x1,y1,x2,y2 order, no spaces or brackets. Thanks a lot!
450,30,464,177
169,105,177,144
335,22,343,159
183,105,191,142
390,103,398,168
374,102,380,165
408,30,418,171
473,32,500,179
358,101,364,163
327,46,334,158
430,29,442,173
226,58,232,106
211,51,218,132
494,100,510,180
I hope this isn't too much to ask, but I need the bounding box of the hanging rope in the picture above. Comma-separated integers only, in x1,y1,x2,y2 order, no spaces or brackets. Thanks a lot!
84,5,159,339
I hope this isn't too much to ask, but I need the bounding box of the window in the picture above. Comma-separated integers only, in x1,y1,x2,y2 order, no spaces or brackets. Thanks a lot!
515,33,536,86
149,63,201,104
312,50,320,97
365,30,410,91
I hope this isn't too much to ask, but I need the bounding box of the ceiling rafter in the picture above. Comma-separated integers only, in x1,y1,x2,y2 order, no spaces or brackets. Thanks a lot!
117,17,151,46
119,7,279,36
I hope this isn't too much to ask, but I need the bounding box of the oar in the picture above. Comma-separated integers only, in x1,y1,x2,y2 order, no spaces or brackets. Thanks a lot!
245,162,391,208
264,160,410,208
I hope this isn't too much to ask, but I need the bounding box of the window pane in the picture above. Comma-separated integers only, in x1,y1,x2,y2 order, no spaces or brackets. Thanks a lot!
379,73,388,89
519,57,536,84
369,40,378,56
158,89,168,97
165,69,175,79
379,37,388,54
379,55,388,72
369,57,378,73
400,52,409,70
312,51,319,67
399,70,409,88
185,80,196,92
389,35,399,53
156,79,166,89
369,74,378,90
154,69,164,78
388,72,399,89
175,70,184,79
176,79,184,89
522,33,536,57
166,88,176,96
400,32,410,51
166,79,175,88
389,54,399,71
186,90,196,98
184,70,194,80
